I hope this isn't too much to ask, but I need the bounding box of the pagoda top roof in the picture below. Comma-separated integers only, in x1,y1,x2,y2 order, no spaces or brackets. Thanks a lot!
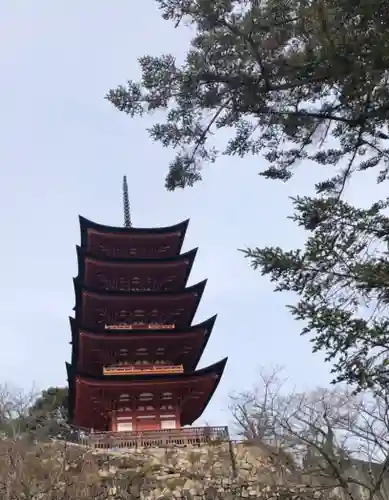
80,215,189,242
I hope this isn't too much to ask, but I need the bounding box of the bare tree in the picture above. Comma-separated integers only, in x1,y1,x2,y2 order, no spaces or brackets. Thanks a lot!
0,383,75,443
0,383,38,439
0,439,105,500
231,367,389,500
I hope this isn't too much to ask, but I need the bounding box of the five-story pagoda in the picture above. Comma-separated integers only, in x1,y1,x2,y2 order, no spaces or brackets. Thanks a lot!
67,177,227,433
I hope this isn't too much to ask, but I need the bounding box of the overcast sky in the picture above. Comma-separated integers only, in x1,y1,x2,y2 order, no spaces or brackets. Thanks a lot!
0,1,378,427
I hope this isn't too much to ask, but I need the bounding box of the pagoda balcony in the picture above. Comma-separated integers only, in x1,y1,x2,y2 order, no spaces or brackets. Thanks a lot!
103,363,184,376
104,323,176,331
71,425,229,449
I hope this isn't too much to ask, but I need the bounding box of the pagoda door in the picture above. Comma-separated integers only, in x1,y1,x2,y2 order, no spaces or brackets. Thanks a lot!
136,417,159,431
161,419,176,430
117,421,133,432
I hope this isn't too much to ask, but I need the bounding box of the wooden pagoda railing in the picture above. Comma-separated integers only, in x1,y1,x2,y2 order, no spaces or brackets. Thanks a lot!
104,323,176,331
71,426,229,449
103,364,184,376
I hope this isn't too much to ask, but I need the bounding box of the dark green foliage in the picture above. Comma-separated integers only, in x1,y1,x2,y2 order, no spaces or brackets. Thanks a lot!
106,0,389,392
0,386,69,440
242,197,389,391
29,386,68,418
107,0,389,194
26,387,69,439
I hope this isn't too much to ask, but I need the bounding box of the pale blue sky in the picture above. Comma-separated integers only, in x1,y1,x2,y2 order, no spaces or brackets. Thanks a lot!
0,1,376,426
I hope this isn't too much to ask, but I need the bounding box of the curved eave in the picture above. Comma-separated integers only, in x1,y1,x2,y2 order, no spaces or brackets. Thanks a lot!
190,320,214,372
74,247,198,285
69,314,217,371
69,314,216,340
182,356,227,426
66,357,228,427
66,361,76,423
79,215,189,251
73,279,207,327
67,357,227,383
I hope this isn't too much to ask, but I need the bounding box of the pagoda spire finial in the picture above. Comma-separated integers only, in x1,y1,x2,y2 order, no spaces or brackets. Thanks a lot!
122,175,132,227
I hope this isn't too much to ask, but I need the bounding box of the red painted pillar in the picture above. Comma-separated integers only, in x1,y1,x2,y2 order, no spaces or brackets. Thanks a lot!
156,406,161,430
110,410,117,432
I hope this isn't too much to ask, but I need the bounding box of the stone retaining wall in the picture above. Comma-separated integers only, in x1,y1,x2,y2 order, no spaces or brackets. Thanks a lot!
92,442,307,499
3,439,388,500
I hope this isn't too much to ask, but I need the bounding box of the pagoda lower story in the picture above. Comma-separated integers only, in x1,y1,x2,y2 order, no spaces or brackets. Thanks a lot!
67,185,227,434
67,358,226,432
